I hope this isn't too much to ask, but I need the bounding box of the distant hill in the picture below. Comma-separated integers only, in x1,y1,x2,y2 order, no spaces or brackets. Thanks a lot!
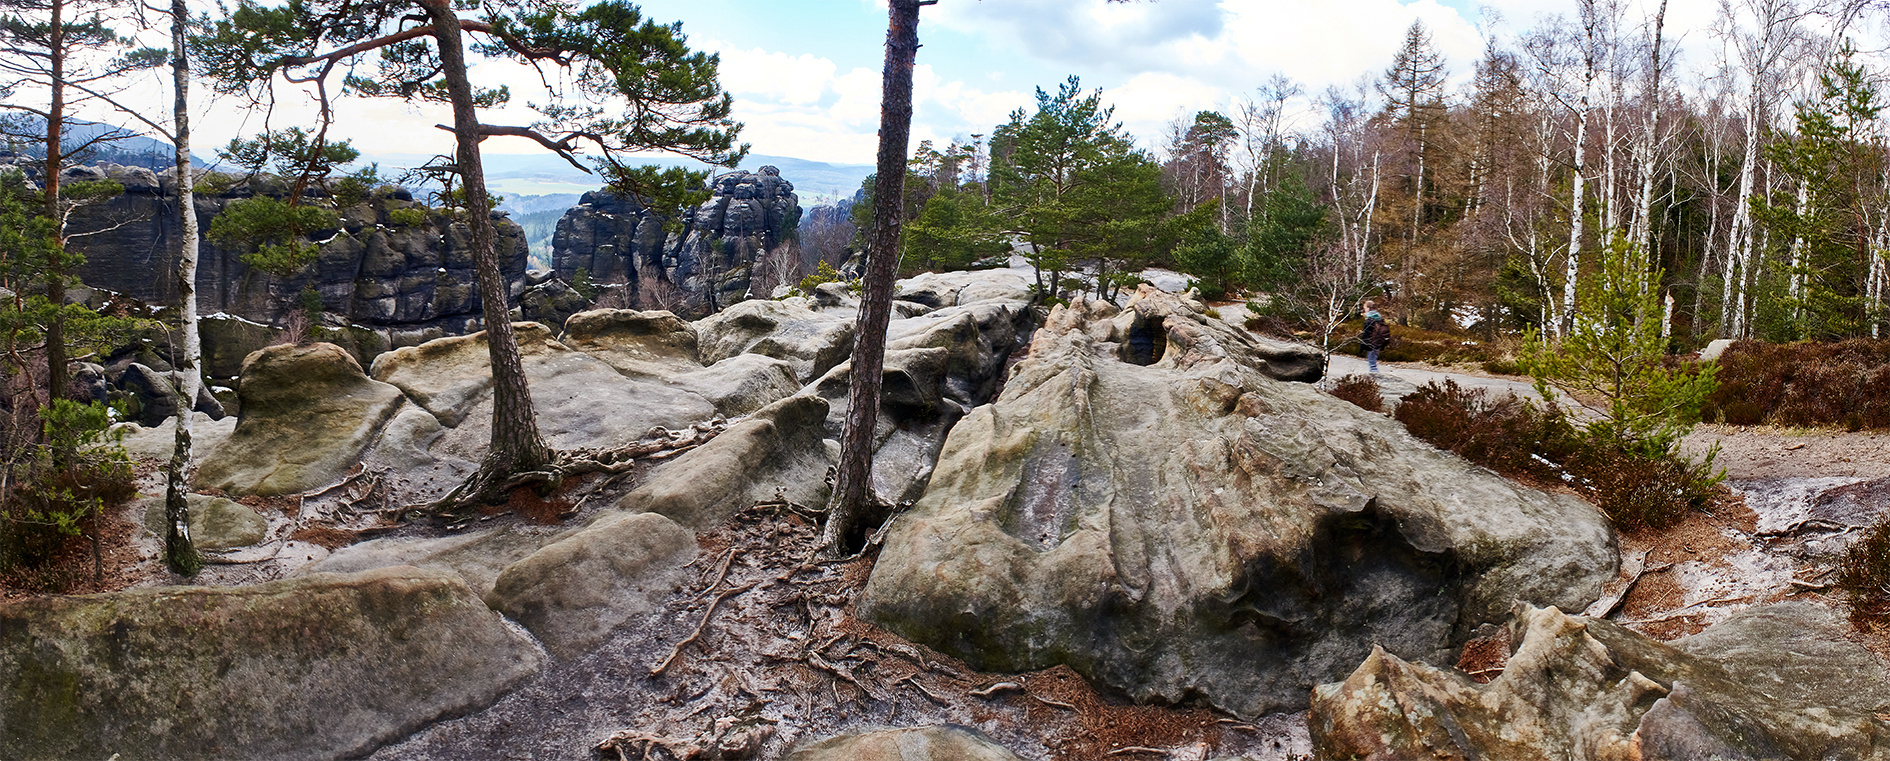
0,117,208,171
494,193,581,269
363,151,873,204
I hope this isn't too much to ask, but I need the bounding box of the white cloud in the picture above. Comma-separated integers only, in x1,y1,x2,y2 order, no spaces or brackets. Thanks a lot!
713,47,839,106
1104,73,1231,151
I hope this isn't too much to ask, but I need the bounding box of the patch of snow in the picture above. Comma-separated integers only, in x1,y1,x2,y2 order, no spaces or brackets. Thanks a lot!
203,312,273,328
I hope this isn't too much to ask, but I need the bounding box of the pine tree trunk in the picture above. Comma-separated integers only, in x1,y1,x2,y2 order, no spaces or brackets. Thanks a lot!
43,0,67,415
421,0,553,487
164,0,201,576
822,0,923,556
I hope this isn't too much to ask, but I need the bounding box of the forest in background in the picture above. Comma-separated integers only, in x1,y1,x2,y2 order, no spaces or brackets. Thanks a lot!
804,0,1890,351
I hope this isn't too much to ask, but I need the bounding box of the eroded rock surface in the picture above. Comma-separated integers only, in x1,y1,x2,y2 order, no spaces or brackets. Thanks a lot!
863,286,1616,716
786,726,1026,761
0,566,543,761
1311,602,1890,760
194,342,405,496
489,511,697,659
141,494,266,549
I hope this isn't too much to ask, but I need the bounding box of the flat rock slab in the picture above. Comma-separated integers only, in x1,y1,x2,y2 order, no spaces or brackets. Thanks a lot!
489,511,697,659
0,566,544,761
141,494,266,549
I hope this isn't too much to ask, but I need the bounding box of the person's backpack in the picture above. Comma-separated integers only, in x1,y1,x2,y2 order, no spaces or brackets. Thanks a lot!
1366,319,1392,349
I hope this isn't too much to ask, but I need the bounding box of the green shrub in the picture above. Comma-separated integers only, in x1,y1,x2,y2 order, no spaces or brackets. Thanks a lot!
386,206,429,228
0,400,137,584
792,260,847,297
208,195,338,277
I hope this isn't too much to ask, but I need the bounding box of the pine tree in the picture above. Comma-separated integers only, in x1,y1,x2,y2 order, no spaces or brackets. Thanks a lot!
822,0,927,556
196,0,743,509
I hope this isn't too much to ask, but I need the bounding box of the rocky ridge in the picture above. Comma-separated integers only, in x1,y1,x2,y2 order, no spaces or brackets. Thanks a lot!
6,158,534,346
552,167,801,310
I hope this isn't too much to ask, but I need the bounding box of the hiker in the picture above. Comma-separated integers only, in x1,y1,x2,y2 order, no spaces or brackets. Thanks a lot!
1359,301,1392,373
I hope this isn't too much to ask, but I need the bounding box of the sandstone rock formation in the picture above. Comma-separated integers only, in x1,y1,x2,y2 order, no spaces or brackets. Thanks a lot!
194,342,405,496
488,511,697,659
862,285,1615,717
0,566,543,761
1311,602,1890,760
141,494,266,550
34,161,532,343
550,167,800,310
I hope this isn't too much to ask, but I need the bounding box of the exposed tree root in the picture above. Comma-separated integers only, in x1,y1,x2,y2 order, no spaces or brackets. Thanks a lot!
413,419,728,520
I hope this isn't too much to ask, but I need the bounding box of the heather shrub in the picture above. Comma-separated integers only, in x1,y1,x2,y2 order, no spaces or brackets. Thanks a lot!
1392,379,1713,531
1705,338,1890,429
1327,375,1383,412
1838,518,1890,625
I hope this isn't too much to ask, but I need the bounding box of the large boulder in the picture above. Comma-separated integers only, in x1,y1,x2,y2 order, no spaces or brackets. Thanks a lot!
194,342,406,496
616,394,835,529
861,288,1616,717
562,308,800,417
298,523,561,598
1310,602,1890,760
893,268,1035,309
488,511,697,659
695,298,856,383
559,308,701,378
786,726,1026,761
0,566,544,761
370,322,718,454
369,322,563,427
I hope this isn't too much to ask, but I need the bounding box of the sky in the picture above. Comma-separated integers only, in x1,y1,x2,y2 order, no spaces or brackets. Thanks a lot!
92,0,1742,173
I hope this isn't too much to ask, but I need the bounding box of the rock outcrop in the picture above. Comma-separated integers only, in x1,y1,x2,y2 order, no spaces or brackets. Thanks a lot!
193,342,406,496
861,286,1615,717
1311,602,1890,760
0,566,544,761
30,161,533,343
550,167,801,310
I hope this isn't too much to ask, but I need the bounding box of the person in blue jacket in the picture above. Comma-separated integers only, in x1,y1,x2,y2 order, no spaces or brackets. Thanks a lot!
1359,300,1392,372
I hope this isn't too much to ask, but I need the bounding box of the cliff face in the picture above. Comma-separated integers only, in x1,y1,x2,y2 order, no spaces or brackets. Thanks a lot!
37,160,530,338
550,167,800,310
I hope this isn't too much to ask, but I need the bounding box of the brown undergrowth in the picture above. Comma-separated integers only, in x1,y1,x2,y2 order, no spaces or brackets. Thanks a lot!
1706,338,1890,429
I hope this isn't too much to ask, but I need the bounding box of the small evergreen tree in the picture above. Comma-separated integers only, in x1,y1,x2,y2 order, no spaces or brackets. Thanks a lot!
1520,239,1717,454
